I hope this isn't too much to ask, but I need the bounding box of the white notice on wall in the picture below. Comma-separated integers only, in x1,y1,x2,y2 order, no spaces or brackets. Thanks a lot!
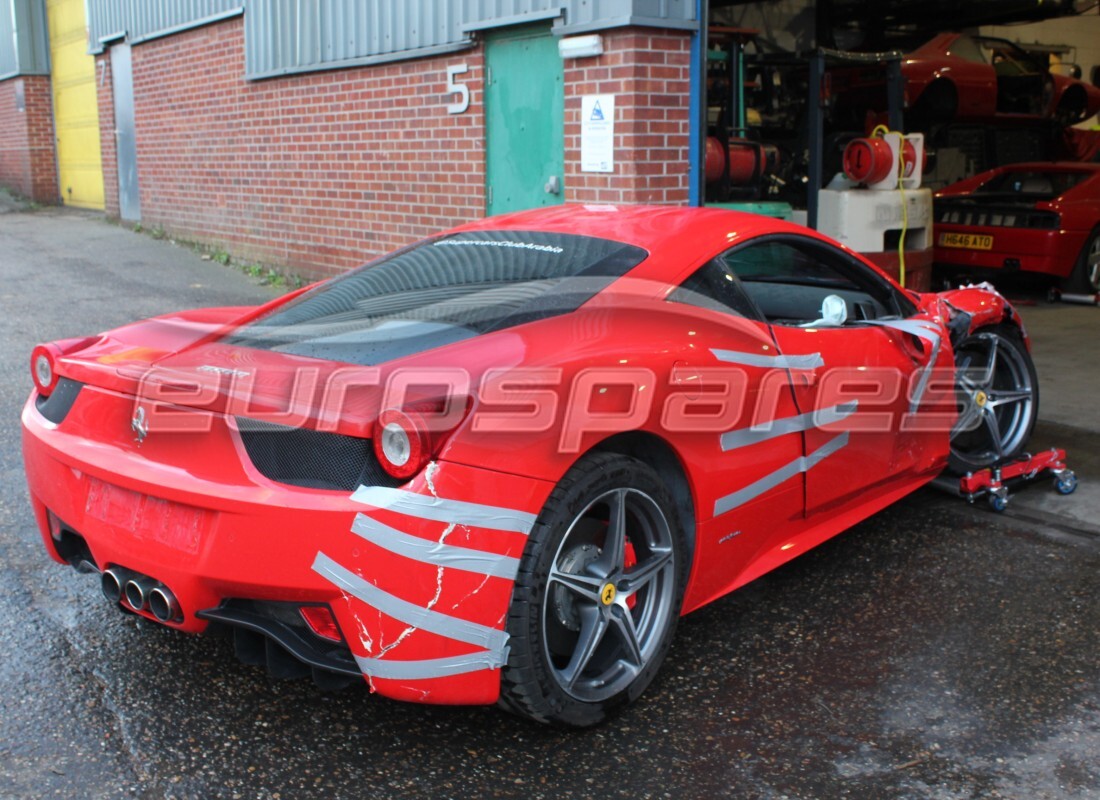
580,95,615,173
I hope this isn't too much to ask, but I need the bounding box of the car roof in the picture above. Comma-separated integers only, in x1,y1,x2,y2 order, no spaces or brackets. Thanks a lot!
981,163,1100,194
449,204,818,260
989,162,1100,174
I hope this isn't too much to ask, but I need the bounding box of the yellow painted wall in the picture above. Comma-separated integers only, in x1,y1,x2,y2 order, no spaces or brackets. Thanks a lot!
47,0,104,209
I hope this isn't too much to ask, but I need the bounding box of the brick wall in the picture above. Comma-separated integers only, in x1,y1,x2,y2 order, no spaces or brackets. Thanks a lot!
564,30,692,205
110,18,694,279
124,17,485,278
0,76,58,203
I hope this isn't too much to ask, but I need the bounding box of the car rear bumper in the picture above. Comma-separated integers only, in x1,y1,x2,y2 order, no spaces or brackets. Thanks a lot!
933,226,1085,279
22,387,553,705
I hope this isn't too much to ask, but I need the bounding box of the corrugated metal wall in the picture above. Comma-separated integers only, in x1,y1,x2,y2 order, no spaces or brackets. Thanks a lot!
85,0,243,53
81,0,696,79
1,0,52,79
245,0,696,78
245,0,470,78
564,0,695,31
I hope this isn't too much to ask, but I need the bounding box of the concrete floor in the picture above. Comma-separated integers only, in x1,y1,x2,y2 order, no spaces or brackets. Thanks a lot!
994,302,1100,537
1,196,1098,799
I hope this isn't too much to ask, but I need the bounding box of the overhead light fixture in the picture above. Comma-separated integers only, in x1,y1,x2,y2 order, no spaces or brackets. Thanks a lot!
558,34,604,59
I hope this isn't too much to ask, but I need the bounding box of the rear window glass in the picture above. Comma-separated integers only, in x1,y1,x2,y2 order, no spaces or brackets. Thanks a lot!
976,171,1089,199
225,231,647,365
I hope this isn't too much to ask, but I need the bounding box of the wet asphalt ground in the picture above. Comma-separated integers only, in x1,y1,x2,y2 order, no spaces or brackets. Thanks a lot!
1,201,1098,799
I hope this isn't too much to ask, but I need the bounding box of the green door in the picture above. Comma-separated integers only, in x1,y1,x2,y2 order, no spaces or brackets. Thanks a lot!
485,26,565,215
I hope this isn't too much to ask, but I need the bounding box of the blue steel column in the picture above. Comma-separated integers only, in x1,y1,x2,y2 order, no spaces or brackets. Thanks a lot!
688,0,708,207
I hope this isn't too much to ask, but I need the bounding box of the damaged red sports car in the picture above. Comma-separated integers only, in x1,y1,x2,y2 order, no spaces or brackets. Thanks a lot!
22,206,1038,725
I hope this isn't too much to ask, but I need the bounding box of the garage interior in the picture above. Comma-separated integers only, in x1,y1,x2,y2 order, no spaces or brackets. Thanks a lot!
700,0,1100,294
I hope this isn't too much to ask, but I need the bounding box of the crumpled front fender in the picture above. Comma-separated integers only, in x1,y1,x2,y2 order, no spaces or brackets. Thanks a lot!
937,283,1030,350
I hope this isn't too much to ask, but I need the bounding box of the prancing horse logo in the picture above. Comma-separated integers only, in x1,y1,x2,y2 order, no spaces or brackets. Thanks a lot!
131,406,149,444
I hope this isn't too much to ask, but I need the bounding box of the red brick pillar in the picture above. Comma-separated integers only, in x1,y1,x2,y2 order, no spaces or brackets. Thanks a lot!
0,76,59,203
564,29,692,206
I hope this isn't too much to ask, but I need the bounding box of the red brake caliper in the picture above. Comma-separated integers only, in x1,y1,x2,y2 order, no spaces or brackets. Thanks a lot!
623,540,637,610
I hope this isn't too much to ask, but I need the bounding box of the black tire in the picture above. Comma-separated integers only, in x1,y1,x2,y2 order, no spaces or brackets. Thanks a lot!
1062,228,1100,295
949,324,1039,473
500,452,687,727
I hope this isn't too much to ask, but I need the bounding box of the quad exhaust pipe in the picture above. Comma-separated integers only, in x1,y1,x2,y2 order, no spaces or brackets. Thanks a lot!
124,575,157,611
100,566,182,622
148,585,181,623
100,567,136,604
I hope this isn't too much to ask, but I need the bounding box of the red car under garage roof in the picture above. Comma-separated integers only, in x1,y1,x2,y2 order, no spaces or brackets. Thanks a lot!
934,162,1100,293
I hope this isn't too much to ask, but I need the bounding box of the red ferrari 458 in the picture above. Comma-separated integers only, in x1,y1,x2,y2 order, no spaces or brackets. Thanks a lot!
23,206,1039,725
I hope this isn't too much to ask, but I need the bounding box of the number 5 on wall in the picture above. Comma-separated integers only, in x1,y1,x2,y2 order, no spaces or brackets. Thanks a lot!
447,64,470,115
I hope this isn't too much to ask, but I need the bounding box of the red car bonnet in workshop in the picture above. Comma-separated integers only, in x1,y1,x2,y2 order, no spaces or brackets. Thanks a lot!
23,205,1038,726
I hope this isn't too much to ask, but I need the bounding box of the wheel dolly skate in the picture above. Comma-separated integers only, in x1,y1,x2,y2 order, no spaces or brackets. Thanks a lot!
931,448,1078,512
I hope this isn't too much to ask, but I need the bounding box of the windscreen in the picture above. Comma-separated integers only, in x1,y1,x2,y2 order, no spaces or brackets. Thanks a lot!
225,230,647,365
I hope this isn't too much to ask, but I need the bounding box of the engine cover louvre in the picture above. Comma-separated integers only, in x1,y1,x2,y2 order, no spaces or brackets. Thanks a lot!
235,417,401,491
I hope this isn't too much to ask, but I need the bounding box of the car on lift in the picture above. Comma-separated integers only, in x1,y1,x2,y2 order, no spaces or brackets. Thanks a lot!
23,206,1040,726
934,162,1100,293
904,33,1100,126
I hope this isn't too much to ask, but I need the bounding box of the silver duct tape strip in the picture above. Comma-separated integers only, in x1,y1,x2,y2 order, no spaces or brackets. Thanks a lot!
860,319,943,413
713,432,850,517
312,552,509,654
355,648,507,681
351,513,521,580
720,401,858,451
711,348,825,371
351,486,537,535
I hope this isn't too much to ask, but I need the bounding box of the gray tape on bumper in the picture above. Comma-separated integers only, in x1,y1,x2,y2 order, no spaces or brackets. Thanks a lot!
312,552,509,654
355,649,507,680
351,486,536,535
351,513,521,579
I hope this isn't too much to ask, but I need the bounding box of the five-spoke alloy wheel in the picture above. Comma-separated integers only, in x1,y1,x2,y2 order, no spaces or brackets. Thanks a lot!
501,453,686,726
950,326,1039,473
1065,229,1100,295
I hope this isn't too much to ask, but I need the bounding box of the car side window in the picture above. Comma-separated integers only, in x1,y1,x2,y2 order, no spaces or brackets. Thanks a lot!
948,35,986,65
667,258,761,320
720,239,912,326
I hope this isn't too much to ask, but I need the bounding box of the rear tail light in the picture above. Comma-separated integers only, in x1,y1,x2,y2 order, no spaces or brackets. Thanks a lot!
374,409,430,480
372,398,471,481
299,605,343,642
30,337,98,397
31,344,60,396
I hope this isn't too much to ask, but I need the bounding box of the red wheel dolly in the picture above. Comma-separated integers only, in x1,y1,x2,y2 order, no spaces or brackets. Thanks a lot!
932,448,1077,512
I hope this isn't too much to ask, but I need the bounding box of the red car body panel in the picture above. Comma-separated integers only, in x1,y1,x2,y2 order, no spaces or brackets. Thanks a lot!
904,33,1100,123
933,162,1100,281
905,33,998,120
23,205,1017,706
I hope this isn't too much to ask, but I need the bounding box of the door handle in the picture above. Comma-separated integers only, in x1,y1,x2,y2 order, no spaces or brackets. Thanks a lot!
544,175,561,195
